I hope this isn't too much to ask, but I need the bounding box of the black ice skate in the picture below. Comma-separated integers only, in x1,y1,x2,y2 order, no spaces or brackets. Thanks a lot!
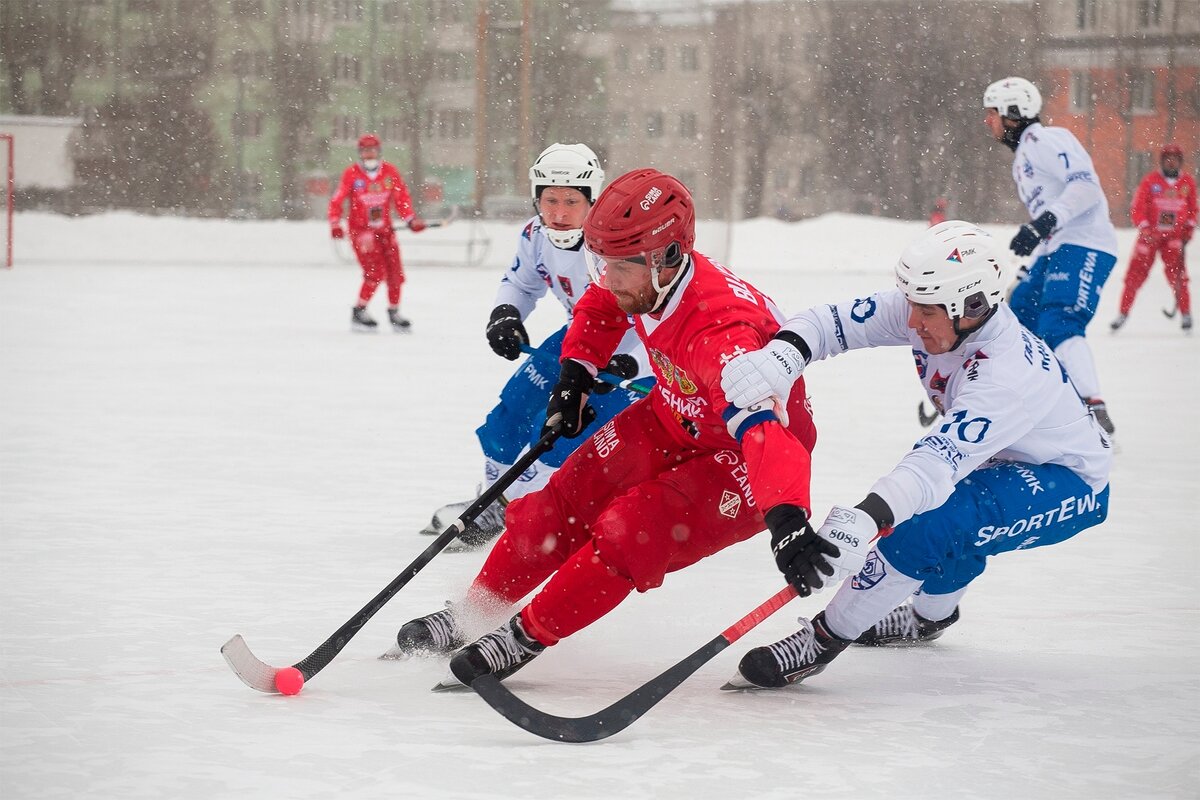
1109,313,1127,332
1182,314,1193,332
419,491,507,551
722,611,851,690
1086,398,1115,436
388,308,412,332
435,614,546,690
381,603,466,660
351,305,378,331
854,603,960,646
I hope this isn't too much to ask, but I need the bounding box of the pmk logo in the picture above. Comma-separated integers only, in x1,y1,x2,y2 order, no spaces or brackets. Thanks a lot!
946,248,962,263
640,186,663,211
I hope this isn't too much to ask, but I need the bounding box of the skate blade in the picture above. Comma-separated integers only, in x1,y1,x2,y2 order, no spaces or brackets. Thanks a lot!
720,671,761,691
378,646,414,661
430,672,468,692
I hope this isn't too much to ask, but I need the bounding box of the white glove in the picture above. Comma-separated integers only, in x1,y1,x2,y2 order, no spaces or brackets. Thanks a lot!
720,338,806,410
816,505,879,586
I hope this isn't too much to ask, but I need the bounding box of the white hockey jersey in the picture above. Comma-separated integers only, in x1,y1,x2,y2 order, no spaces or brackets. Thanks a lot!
783,290,1112,526
1012,123,1118,258
494,216,649,374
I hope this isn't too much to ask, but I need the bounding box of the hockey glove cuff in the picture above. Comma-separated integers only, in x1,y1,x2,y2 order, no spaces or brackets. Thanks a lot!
1010,211,1057,257
765,504,837,597
486,304,530,361
543,358,597,439
592,354,639,395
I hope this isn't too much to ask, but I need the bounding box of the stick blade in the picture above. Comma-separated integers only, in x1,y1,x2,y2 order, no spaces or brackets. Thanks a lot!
221,635,282,693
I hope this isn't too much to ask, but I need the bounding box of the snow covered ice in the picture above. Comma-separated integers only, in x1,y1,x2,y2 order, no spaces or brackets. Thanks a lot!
2,212,1196,798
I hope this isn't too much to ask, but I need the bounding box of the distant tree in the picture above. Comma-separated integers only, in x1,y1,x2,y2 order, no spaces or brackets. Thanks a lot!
0,0,86,115
272,1,332,219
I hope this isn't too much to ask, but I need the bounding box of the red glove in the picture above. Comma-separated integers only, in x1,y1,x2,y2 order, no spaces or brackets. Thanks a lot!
407,217,427,233
331,225,345,239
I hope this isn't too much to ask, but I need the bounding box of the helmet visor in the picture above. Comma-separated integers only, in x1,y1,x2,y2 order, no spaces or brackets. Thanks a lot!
583,243,680,288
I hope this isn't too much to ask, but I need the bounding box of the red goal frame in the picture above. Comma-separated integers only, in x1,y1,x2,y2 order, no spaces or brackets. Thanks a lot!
0,133,11,268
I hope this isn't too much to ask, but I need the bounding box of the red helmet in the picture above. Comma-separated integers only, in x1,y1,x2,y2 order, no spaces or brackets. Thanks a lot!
1161,143,1184,160
584,168,695,262
358,133,381,150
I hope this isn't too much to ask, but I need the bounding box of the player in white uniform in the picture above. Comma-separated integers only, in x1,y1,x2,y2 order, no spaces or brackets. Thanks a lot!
420,144,649,549
983,77,1119,435
718,221,1112,689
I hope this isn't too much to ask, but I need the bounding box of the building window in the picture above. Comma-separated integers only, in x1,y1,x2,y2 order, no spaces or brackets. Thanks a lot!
232,111,264,138
380,57,401,83
380,0,403,25
1130,70,1155,113
1127,151,1153,193
333,0,363,23
646,111,664,138
1136,0,1162,28
648,47,665,73
678,111,697,139
232,50,268,78
679,45,698,72
333,115,360,142
1069,71,1092,112
333,53,361,83
1075,0,1097,30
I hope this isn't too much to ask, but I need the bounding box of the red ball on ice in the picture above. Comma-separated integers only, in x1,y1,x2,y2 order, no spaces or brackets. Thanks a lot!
274,667,305,695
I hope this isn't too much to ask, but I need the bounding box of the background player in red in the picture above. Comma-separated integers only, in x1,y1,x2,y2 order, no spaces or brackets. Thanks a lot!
328,133,427,332
928,197,949,227
1112,143,1197,332
393,169,836,688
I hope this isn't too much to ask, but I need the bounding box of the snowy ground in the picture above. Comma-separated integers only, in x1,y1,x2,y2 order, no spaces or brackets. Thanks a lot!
2,212,1197,799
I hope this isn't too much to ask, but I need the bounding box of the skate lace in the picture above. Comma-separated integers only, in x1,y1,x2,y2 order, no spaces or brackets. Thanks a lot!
874,605,919,640
474,624,533,673
425,608,462,650
768,618,825,672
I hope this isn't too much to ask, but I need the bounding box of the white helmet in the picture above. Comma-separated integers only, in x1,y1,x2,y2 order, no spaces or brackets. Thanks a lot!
896,221,1006,321
983,77,1042,120
529,143,604,249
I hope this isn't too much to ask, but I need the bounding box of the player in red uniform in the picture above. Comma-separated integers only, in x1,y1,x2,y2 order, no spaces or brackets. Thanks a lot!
394,169,835,687
328,133,427,331
1112,143,1197,332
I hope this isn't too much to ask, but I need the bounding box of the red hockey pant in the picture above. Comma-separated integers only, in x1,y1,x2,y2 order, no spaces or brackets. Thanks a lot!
467,399,769,647
1119,235,1190,315
352,229,404,307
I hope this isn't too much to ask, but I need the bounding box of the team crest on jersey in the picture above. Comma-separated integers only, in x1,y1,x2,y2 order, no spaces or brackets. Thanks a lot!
557,276,574,297
718,490,742,519
851,551,886,590
1022,159,1034,178
850,297,877,322
930,370,948,392
676,368,698,394
353,179,366,190
649,348,676,384
522,220,535,240
913,350,928,378
384,177,393,189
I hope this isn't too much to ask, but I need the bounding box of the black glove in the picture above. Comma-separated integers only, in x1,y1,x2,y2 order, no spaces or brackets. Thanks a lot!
543,359,597,438
764,504,838,597
592,353,639,395
485,304,529,361
1009,210,1057,257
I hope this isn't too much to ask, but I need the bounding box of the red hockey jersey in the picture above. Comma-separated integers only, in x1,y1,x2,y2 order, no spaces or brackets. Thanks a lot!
327,161,416,234
562,251,816,515
1130,170,1197,239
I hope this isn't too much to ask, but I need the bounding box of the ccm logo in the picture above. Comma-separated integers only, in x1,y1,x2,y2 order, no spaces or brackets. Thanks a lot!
827,529,860,548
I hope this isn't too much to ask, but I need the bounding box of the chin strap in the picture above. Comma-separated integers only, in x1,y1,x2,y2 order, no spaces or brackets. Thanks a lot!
1001,117,1038,152
949,305,999,350
650,254,691,313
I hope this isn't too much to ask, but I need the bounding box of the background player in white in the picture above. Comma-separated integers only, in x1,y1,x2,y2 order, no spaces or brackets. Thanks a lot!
983,77,1119,436
419,143,649,549
718,221,1112,689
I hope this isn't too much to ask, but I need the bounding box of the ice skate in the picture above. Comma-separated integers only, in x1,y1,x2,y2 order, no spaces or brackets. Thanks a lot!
1182,314,1193,332
721,612,851,690
854,603,959,646
351,305,378,331
419,490,507,551
432,614,545,691
388,308,412,332
380,603,465,660
1109,313,1127,332
1085,398,1115,436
